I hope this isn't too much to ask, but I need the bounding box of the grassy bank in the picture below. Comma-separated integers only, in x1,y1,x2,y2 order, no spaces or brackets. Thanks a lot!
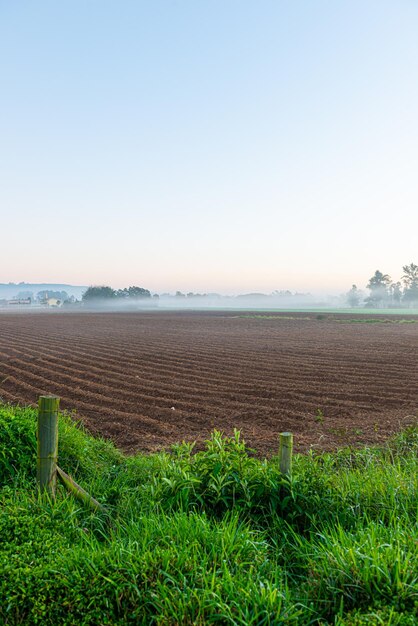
1,404,417,625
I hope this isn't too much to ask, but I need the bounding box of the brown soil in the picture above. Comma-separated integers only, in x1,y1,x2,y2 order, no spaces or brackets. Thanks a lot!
0,310,417,455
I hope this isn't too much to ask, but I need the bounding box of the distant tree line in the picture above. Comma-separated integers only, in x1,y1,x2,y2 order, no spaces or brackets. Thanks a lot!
82,286,154,301
347,263,418,308
81,287,314,304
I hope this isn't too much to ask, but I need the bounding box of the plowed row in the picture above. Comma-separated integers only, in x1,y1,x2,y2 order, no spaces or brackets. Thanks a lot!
0,311,417,455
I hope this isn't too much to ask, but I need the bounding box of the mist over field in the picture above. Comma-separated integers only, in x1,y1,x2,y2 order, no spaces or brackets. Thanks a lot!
0,283,359,311
2,280,418,313
157,292,334,309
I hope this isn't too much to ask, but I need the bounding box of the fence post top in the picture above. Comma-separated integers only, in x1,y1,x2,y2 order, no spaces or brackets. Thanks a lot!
38,395,60,410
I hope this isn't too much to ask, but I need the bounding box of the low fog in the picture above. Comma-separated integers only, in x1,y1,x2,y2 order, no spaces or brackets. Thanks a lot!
0,284,354,312
2,273,418,312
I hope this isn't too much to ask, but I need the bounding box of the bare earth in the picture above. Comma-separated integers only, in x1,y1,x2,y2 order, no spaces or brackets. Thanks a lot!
0,310,417,455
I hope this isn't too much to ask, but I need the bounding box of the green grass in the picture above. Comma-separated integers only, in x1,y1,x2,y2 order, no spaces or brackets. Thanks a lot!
239,315,418,324
1,404,417,625
236,308,418,316
332,318,418,324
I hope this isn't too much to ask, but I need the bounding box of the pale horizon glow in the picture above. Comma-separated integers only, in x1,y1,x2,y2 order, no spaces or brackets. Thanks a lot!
1,1,417,296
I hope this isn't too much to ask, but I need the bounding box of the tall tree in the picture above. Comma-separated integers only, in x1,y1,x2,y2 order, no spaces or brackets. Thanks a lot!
389,282,403,306
346,284,361,308
365,270,391,308
402,263,418,305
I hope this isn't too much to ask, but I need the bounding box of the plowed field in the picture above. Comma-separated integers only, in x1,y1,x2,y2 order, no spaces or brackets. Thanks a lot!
0,311,417,455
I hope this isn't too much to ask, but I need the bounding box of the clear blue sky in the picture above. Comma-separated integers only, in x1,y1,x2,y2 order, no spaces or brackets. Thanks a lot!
1,1,417,294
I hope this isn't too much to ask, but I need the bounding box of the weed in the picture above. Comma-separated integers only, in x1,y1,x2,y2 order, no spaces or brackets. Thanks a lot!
1,404,417,625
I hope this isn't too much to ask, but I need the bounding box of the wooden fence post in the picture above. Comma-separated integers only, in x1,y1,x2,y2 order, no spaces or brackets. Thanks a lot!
279,432,293,477
57,466,105,512
37,395,60,496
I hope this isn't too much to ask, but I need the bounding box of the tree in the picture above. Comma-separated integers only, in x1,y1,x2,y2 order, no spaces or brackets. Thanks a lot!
116,286,151,299
82,286,116,301
402,263,418,305
62,295,76,306
389,282,403,306
15,290,33,300
37,290,69,303
127,286,151,299
272,290,292,297
346,284,361,308
365,270,391,308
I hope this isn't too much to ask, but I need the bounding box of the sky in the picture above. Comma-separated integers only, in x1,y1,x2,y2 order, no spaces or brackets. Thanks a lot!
1,1,417,295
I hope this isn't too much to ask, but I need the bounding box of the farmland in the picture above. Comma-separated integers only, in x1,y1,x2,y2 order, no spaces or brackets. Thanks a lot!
0,310,417,454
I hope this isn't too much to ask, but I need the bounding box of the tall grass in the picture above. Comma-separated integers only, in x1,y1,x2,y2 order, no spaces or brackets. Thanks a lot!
0,404,417,624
